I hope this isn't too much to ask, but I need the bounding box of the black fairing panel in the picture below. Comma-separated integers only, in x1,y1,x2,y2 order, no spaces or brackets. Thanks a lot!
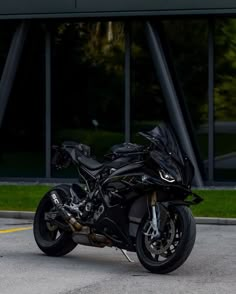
103,162,144,181
141,124,194,186
105,156,139,170
145,124,185,165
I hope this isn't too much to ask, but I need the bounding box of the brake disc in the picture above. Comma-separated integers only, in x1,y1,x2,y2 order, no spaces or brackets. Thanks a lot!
45,211,59,231
46,222,58,231
144,219,175,255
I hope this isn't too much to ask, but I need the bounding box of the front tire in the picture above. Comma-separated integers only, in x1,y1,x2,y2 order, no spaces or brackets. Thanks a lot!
136,205,196,274
33,185,77,257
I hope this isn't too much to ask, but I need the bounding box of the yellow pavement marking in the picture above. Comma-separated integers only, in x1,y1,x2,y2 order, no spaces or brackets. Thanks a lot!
0,226,32,234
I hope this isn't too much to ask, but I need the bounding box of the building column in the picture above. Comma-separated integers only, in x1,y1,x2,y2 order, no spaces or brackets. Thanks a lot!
146,21,203,187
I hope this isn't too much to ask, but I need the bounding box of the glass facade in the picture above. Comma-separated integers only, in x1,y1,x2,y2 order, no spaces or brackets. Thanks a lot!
0,23,45,177
0,19,235,184
164,20,209,180
131,22,168,145
214,19,236,181
51,22,125,177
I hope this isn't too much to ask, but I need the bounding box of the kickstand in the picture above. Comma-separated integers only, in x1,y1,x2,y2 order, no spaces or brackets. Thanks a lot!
120,249,134,263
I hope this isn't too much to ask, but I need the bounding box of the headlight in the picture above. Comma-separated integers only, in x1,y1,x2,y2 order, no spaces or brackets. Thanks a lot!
159,169,175,183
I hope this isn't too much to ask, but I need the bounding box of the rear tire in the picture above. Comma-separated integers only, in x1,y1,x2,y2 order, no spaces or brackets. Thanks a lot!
136,205,196,274
33,185,77,257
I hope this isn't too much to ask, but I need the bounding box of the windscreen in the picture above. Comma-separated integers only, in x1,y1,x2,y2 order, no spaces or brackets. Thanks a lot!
140,123,193,184
140,123,185,165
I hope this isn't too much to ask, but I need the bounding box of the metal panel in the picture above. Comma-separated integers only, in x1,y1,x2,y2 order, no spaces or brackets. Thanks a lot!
75,0,236,12
0,0,74,14
0,0,236,18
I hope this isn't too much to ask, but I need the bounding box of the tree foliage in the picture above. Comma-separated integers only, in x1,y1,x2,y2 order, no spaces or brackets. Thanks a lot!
214,19,236,121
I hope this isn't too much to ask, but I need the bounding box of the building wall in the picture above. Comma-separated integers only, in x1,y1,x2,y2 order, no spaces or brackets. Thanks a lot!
1,0,236,18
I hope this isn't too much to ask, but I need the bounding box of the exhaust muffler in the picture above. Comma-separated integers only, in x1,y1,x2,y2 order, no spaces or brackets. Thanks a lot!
72,228,112,248
49,190,111,248
50,191,83,231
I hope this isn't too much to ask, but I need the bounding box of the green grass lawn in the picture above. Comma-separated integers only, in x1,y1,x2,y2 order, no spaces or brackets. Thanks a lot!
0,185,52,211
191,190,236,218
0,185,235,218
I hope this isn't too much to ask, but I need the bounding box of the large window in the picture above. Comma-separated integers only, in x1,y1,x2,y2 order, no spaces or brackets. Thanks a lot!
131,22,168,144
164,20,209,180
0,19,235,184
0,23,45,177
214,18,236,181
51,22,125,177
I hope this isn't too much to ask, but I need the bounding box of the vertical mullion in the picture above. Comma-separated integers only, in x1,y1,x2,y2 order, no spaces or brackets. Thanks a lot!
125,22,131,143
208,18,215,183
45,29,51,178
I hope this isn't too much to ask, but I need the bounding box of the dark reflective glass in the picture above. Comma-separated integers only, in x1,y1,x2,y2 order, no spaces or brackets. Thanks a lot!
51,22,125,177
164,20,209,180
0,23,45,177
214,18,236,181
131,22,168,146
1,19,235,184
0,22,16,76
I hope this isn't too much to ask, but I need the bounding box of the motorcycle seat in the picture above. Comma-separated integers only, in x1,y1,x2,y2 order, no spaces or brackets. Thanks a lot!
77,155,104,171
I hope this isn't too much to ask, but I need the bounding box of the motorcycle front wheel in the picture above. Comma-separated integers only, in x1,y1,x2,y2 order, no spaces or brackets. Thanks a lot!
136,205,196,274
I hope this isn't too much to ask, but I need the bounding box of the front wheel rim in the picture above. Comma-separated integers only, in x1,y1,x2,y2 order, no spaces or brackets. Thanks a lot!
141,210,184,263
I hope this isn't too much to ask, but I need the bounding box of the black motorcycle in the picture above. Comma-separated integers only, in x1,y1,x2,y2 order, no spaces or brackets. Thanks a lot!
33,124,202,274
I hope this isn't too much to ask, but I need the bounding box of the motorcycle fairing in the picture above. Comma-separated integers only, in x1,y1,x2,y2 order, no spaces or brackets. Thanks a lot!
140,124,194,186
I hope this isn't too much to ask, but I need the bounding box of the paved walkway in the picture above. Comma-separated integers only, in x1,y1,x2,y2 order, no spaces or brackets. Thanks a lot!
0,218,235,294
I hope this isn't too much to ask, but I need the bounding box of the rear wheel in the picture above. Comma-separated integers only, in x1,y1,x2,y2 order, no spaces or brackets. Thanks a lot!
33,185,77,256
136,205,196,274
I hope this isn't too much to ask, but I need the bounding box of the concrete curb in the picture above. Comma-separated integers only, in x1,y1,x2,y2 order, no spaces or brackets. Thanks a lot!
0,211,35,220
0,210,236,225
195,217,236,225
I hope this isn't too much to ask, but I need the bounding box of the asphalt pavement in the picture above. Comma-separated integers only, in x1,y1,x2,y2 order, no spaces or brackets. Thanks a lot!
0,218,235,294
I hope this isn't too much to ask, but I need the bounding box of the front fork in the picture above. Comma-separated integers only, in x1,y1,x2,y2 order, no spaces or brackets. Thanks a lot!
144,191,161,239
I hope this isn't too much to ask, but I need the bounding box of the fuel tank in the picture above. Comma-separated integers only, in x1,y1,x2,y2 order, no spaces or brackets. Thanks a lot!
101,161,151,204
103,161,145,184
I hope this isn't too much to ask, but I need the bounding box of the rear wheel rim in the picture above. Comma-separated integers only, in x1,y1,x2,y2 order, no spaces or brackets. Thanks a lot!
36,193,69,243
